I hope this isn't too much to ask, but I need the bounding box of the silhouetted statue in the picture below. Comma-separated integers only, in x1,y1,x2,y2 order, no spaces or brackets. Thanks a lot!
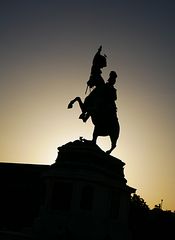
68,46,120,154
86,45,106,89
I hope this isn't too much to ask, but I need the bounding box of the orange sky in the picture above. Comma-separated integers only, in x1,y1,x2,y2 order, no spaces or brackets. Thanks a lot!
0,0,175,211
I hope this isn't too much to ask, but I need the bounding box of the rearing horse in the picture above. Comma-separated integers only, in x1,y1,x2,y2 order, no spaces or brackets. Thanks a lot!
68,46,120,154
67,84,120,154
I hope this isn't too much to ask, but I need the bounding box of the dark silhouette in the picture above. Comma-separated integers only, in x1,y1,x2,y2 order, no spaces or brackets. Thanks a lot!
0,162,175,239
68,46,120,154
0,163,47,232
86,45,106,89
129,194,175,240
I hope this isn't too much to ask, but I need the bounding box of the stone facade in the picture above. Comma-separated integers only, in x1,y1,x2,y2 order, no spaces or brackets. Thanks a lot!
32,139,135,240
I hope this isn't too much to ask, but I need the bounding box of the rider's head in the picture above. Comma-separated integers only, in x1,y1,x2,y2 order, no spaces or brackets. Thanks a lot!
110,71,117,78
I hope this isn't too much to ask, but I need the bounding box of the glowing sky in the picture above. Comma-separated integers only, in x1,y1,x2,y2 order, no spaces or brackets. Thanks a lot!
1,0,175,210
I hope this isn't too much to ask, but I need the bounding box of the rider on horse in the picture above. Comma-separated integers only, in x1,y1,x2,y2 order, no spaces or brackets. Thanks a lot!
79,45,107,122
67,46,120,154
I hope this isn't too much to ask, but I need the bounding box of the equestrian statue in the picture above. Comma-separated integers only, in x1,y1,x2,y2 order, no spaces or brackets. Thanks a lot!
68,46,120,154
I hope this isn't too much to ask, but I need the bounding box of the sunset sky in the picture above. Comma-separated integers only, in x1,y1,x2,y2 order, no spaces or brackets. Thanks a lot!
0,0,175,211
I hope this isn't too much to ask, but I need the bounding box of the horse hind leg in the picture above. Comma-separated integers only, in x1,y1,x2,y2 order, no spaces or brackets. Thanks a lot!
92,128,98,144
106,129,119,154
106,121,120,154
106,144,116,155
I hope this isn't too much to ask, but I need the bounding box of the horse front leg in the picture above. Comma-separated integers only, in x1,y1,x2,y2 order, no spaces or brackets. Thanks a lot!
68,97,90,122
67,97,84,111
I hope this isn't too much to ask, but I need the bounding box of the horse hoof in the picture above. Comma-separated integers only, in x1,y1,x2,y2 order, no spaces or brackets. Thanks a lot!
67,102,73,108
106,150,111,155
79,113,84,119
79,113,88,122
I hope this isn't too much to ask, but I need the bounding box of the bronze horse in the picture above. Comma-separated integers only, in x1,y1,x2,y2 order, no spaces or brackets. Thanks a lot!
68,46,120,154
68,93,120,154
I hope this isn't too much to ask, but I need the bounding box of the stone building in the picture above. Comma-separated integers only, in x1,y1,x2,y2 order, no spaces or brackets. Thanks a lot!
33,139,135,240
0,139,135,240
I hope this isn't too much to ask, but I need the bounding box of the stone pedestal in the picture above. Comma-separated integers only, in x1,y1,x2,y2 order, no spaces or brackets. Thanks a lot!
32,139,136,240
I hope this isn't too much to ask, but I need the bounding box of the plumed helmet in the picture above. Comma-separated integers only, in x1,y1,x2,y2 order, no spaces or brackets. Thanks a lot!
92,46,107,69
